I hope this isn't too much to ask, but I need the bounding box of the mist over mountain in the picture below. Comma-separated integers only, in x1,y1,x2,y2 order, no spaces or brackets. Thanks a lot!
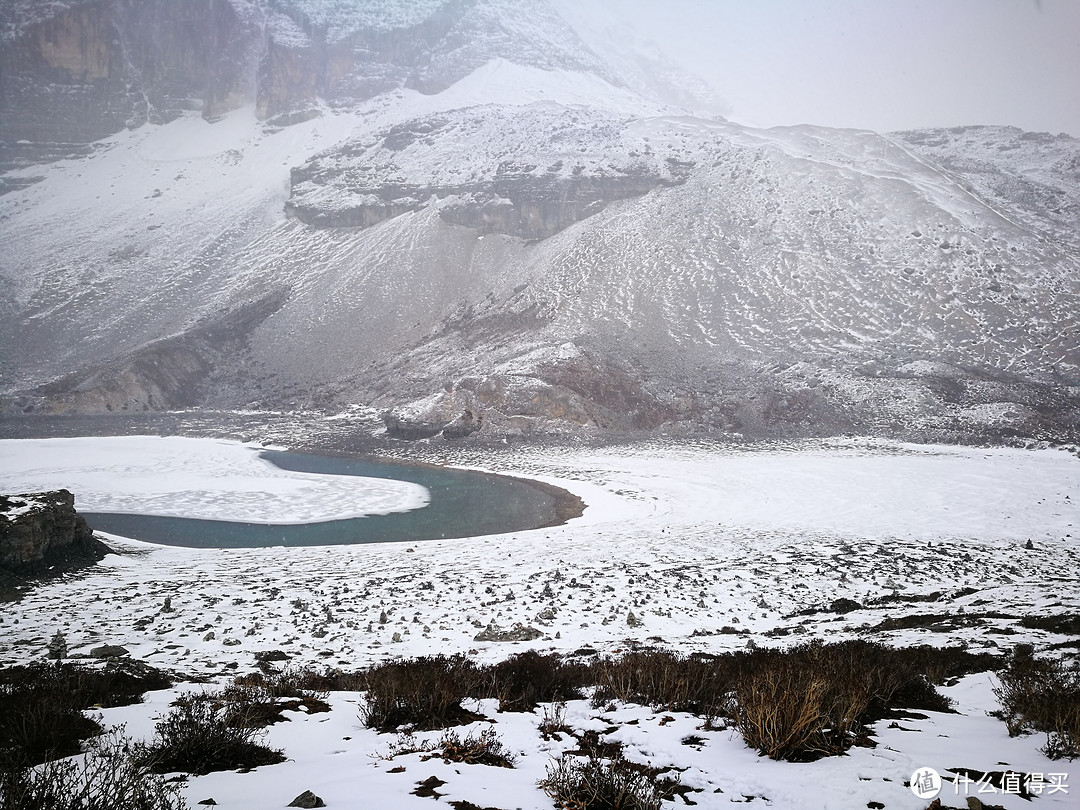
1,0,1077,443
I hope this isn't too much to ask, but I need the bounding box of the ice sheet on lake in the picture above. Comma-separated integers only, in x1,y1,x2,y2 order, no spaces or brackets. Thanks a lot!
0,436,429,523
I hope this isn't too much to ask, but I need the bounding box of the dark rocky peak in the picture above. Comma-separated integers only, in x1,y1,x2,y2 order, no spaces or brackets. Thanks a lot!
0,0,265,177
257,0,614,120
2,0,264,133
0,0,619,169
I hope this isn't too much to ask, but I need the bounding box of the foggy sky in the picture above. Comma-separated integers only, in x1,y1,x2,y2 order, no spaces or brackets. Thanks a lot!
557,0,1080,136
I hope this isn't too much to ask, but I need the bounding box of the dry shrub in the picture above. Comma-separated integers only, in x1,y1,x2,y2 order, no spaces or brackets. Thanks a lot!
481,651,588,712
0,727,188,810
437,727,515,768
731,664,831,760
233,667,331,701
882,644,1001,690
538,752,673,810
382,727,514,768
0,661,171,768
993,644,1080,760
352,642,990,762
133,692,285,775
589,650,733,719
538,701,573,741
361,654,482,731
224,668,331,726
728,640,968,761
383,732,436,759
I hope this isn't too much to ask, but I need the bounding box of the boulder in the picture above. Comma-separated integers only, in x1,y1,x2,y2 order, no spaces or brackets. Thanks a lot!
829,598,864,614
473,622,543,642
288,791,326,808
89,645,130,659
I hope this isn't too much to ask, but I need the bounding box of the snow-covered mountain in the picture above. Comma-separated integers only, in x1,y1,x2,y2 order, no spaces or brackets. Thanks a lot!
1,0,1078,442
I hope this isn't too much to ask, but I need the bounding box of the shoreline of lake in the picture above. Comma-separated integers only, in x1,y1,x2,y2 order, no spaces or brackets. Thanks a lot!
51,443,585,549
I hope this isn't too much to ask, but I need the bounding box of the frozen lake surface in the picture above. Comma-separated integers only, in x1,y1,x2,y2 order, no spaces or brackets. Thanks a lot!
0,437,574,546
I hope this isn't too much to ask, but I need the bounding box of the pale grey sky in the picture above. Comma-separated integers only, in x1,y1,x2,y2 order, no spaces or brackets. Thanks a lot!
557,0,1080,136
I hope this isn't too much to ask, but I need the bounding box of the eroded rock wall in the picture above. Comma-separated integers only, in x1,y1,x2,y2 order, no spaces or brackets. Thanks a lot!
0,490,108,575
0,0,262,150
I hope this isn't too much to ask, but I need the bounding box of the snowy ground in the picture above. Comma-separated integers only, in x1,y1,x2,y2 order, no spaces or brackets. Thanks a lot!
1,435,1078,809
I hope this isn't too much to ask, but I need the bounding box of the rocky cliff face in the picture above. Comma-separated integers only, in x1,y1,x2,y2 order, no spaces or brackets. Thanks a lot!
0,0,610,170
0,490,108,576
0,0,263,153
255,0,611,118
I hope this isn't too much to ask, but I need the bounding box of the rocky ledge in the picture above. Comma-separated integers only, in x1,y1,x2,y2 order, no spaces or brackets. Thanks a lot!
285,105,694,238
0,490,110,580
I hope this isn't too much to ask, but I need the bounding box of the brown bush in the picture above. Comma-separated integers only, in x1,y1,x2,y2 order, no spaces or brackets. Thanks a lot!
0,661,172,768
727,640,966,760
361,654,483,731
479,650,589,712
589,650,734,719
993,644,1080,760
352,641,992,762
224,667,332,726
233,667,332,700
538,701,574,741
0,727,188,810
438,727,516,768
538,751,676,810
133,692,285,775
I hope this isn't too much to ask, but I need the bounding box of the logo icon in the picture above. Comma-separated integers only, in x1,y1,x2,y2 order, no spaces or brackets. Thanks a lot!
911,767,942,799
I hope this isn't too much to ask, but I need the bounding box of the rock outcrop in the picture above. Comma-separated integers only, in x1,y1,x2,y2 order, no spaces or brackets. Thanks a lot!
473,621,544,642
0,490,109,576
0,0,610,174
0,0,264,149
286,106,693,238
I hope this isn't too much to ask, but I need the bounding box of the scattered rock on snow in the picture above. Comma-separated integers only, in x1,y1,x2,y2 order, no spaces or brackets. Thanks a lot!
287,790,326,808
829,598,863,614
535,607,557,623
89,644,129,658
473,621,542,642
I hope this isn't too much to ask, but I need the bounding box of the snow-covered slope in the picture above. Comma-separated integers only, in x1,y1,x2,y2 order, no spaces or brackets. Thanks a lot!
0,0,1077,442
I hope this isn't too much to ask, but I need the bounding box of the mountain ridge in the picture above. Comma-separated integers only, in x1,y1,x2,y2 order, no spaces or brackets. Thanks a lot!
0,1,1077,443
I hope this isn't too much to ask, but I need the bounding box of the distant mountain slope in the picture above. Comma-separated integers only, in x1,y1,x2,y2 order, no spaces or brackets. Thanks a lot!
0,1,1077,442
891,126,1080,255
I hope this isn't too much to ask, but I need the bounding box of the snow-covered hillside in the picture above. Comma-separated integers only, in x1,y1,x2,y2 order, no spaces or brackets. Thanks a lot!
0,0,1077,442
2,435,1078,809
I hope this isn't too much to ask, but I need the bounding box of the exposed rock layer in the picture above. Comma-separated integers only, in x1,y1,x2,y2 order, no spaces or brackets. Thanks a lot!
0,0,263,148
0,490,109,576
